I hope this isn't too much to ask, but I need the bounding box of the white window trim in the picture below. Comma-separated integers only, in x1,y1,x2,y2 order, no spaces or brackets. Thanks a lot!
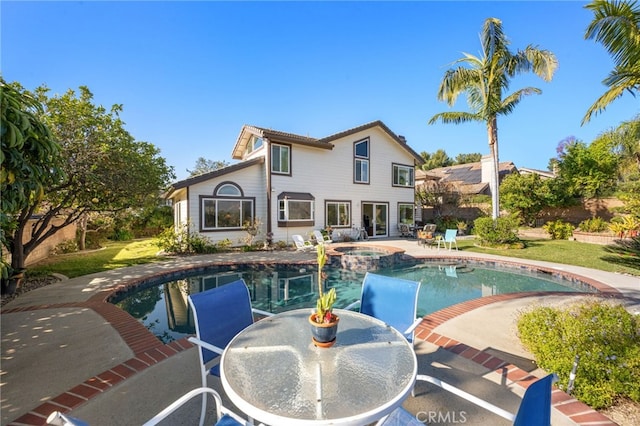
326,201,351,227
279,198,315,222
271,143,291,174
393,164,414,187
354,139,370,184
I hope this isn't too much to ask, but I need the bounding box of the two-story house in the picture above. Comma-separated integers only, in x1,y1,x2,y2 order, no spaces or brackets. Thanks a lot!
165,120,424,246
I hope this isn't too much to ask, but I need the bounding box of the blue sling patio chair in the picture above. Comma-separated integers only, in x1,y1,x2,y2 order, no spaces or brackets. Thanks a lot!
378,373,557,426
345,272,422,344
188,279,273,426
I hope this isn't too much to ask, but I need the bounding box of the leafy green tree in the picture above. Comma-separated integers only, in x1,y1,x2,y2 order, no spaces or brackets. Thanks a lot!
583,0,640,124
500,173,554,226
454,153,482,164
608,115,640,180
428,17,557,219
420,149,453,170
554,136,619,198
187,157,230,177
1,79,64,291
3,83,175,285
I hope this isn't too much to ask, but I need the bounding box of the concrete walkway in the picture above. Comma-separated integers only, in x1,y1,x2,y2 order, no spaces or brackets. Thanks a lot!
1,239,638,426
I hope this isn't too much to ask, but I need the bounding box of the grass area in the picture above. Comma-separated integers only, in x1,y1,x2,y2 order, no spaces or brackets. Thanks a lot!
29,239,162,278
26,235,639,279
456,237,639,276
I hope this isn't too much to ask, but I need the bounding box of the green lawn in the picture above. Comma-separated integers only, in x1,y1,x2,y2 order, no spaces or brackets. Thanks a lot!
28,235,639,279
456,238,639,276
29,239,162,278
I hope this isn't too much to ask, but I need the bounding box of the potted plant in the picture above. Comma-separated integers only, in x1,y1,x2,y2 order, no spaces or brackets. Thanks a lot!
309,244,339,347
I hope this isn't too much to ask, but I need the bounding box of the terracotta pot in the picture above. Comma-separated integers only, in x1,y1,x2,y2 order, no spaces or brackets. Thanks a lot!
309,313,340,348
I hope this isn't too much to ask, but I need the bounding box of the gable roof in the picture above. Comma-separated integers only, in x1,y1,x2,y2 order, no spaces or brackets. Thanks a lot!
166,157,264,196
232,120,424,164
319,120,423,164
232,126,330,159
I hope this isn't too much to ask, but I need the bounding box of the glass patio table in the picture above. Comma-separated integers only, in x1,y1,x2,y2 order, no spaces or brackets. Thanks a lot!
220,309,417,426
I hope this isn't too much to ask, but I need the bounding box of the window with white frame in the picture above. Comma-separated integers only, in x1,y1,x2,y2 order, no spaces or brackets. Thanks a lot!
278,193,314,224
271,143,290,174
326,201,351,227
200,183,254,231
246,135,264,156
398,203,415,225
393,164,414,187
354,139,369,183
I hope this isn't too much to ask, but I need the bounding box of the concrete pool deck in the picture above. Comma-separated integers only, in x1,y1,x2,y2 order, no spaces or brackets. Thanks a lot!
1,238,638,425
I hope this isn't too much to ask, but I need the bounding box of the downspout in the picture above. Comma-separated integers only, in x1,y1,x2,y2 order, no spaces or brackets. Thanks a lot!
265,137,272,236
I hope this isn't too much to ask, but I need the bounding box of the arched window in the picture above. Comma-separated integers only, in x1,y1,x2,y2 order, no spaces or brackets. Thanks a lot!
216,183,241,196
200,182,254,231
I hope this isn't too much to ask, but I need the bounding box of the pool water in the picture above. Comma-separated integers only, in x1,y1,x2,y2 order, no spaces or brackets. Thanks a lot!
112,262,595,344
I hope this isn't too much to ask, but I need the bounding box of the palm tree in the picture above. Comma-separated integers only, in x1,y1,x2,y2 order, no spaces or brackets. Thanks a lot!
428,18,557,219
583,0,640,124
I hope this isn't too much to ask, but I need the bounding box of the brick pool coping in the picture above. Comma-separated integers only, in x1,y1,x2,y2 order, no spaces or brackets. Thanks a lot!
4,256,625,425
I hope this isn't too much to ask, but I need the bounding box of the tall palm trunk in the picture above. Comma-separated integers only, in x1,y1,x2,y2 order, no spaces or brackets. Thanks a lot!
487,117,500,219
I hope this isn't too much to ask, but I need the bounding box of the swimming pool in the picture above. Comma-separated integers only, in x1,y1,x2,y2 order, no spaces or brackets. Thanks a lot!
112,260,597,344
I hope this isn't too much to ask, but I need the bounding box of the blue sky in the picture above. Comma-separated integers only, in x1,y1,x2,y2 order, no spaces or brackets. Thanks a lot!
2,1,638,181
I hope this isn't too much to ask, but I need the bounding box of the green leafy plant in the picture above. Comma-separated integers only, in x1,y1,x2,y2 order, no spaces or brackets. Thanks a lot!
578,217,609,233
155,224,220,254
518,301,640,409
543,220,574,240
313,244,337,324
473,216,522,248
609,215,640,238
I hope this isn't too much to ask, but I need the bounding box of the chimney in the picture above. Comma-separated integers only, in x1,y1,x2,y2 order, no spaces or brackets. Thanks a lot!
481,155,493,184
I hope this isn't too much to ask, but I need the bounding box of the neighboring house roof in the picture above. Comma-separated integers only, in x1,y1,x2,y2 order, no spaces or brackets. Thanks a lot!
232,120,424,164
518,167,556,179
165,157,265,197
417,161,517,195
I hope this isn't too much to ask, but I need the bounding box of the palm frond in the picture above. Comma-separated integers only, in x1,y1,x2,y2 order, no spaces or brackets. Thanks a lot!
428,111,481,126
436,67,482,106
582,80,631,124
500,87,542,115
481,17,509,62
585,0,640,69
520,46,559,81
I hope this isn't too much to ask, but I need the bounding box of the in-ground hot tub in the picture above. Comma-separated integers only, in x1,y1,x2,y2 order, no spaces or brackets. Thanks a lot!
327,244,404,271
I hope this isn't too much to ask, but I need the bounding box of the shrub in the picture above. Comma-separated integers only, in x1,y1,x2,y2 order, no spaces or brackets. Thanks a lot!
517,301,640,409
609,215,640,238
578,217,608,233
473,216,522,248
112,228,134,241
434,215,461,232
52,239,79,255
543,220,574,239
155,224,221,254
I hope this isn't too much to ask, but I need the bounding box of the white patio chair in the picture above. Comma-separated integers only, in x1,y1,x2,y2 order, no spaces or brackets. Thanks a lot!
312,230,332,244
292,234,314,250
143,387,252,426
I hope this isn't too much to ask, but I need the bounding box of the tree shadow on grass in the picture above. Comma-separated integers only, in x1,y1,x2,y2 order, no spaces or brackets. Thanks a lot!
601,237,640,273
